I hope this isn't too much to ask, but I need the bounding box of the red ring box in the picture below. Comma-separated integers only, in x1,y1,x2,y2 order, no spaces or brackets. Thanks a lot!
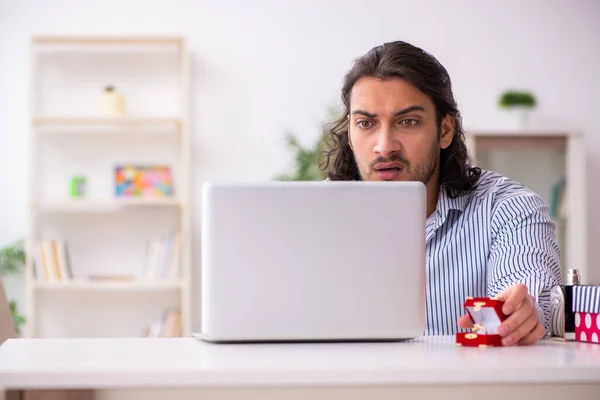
456,297,508,347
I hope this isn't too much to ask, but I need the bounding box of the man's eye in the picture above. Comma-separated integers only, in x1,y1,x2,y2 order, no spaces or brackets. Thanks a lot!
400,119,418,126
357,120,372,128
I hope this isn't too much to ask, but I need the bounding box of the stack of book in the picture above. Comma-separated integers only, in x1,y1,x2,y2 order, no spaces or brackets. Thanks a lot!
141,231,181,281
33,239,72,282
142,308,182,337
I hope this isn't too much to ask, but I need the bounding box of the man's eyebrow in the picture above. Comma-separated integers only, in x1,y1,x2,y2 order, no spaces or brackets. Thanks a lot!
351,109,377,118
351,105,426,118
393,105,426,116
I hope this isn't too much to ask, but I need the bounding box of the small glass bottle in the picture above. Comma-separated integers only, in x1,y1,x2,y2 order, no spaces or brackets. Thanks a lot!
563,269,580,340
550,268,581,340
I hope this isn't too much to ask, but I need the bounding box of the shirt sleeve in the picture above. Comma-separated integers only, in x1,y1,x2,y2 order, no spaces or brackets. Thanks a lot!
486,192,562,334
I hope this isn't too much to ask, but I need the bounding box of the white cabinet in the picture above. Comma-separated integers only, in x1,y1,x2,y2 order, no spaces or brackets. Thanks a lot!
466,130,587,283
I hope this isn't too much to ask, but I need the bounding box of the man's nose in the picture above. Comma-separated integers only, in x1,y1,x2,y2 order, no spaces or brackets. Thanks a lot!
373,128,400,157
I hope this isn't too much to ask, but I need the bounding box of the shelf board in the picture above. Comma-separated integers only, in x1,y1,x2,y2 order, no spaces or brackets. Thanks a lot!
33,279,183,291
33,198,182,212
467,129,575,137
32,116,183,127
473,135,567,151
32,36,184,46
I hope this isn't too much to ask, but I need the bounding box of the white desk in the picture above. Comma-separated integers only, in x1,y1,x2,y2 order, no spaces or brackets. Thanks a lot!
1,336,599,400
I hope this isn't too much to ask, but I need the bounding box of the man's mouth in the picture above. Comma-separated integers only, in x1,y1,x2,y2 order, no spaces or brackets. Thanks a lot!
374,162,404,180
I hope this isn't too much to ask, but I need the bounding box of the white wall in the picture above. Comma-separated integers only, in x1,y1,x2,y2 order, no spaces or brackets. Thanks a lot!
1,0,599,332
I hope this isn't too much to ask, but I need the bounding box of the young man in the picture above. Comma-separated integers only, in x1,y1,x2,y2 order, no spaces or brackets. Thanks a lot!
321,41,560,346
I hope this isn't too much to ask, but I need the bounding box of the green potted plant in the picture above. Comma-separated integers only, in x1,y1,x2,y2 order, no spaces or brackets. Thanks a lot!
275,133,327,181
275,106,341,182
498,90,537,130
0,239,27,336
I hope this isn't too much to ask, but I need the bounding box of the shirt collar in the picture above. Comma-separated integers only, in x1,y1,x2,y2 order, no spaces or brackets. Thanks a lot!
425,185,470,243
435,185,469,218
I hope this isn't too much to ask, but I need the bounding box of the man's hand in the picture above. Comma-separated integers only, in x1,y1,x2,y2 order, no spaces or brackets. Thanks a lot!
457,284,546,346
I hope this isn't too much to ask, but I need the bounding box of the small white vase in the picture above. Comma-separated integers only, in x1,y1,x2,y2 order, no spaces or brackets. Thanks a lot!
505,106,531,130
101,87,126,116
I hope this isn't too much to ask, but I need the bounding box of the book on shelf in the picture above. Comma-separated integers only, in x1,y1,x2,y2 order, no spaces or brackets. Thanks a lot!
141,231,181,282
550,178,568,219
33,239,72,282
142,307,182,338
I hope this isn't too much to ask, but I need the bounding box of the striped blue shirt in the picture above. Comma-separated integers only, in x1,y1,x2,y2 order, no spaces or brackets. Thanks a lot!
425,169,561,335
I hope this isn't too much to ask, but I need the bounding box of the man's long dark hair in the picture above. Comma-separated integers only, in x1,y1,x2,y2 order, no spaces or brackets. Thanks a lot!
320,41,481,199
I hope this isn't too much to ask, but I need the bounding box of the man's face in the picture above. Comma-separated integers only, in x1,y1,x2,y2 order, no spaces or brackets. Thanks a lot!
347,76,453,183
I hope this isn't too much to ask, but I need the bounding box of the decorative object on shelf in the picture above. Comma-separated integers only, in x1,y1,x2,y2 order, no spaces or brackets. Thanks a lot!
455,296,508,347
0,239,27,336
100,85,126,116
497,90,537,130
70,175,87,198
114,164,174,198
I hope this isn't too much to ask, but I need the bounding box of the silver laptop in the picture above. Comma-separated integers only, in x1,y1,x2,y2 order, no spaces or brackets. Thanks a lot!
197,180,426,342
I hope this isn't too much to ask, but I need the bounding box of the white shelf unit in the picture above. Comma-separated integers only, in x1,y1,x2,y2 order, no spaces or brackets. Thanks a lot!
465,130,587,284
25,36,192,339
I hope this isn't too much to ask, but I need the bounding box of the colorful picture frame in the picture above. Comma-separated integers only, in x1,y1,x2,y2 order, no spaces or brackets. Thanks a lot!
114,164,174,198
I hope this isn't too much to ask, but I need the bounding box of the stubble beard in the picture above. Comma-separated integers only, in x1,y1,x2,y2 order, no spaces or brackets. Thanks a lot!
413,140,439,185
356,137,440,185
